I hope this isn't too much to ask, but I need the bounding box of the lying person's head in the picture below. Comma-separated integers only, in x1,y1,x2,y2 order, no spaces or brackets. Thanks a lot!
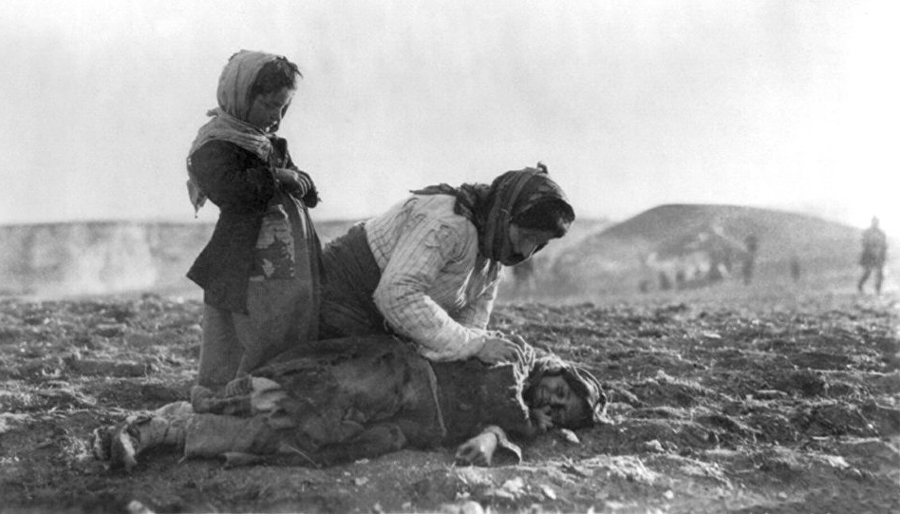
524,355,607,429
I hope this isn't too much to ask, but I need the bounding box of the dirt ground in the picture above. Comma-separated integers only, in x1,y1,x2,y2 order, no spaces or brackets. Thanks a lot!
1,288,898,513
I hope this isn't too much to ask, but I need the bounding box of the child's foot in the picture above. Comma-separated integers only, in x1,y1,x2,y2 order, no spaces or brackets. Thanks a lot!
191,378,285,415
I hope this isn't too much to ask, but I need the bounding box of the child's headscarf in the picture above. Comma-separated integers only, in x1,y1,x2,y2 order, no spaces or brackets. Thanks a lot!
411,163,575,267
186,50,284,214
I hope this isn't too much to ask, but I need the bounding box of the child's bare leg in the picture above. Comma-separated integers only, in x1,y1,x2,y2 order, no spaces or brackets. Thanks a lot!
235,278,313,374
197,304,243,388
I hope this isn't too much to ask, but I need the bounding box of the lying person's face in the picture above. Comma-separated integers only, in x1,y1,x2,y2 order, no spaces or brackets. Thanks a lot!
530,374,587,427
508,224,558,262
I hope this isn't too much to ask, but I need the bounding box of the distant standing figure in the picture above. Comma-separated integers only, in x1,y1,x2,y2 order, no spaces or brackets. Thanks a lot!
675,268,686,290
658,271,672,291
707,262,724,283
742,234,759,285
858,217,887,294
789,255,801,283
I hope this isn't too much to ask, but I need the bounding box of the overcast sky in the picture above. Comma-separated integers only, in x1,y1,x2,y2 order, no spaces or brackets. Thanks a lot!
2,0,898,229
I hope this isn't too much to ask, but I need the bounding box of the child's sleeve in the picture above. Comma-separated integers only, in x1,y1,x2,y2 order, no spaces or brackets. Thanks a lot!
282,147,320,207
189,140,278,209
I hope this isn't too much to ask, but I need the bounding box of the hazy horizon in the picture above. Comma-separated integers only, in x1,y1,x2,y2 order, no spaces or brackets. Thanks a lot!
0,200,875,230
2,0,898,230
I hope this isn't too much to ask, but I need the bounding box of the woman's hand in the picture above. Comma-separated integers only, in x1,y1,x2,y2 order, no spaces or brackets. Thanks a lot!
475,336,522,364
507,333,527,347
454,431,499,466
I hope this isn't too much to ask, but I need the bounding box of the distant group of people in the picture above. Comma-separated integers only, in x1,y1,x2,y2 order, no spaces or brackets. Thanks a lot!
643,229,761,292
640,214,889,294
92,50,604,472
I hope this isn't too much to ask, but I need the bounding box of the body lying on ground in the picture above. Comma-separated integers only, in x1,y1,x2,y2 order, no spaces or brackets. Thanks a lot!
92,335,606,471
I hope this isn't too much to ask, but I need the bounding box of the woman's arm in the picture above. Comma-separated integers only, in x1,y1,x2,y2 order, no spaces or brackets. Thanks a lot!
371,202,521,363
373,220,490,361
452,272,500,329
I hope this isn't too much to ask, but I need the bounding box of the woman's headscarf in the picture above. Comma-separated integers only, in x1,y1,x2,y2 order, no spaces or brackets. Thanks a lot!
525,353,608,429
186,50,283,214
412,163,575,266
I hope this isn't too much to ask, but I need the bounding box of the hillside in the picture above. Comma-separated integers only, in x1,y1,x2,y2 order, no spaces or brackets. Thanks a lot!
549,204,893,297
0,219,359,298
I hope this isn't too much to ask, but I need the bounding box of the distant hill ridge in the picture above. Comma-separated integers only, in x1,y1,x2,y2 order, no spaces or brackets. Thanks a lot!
551,203,881,295
0,208,889,298
601,203,853,242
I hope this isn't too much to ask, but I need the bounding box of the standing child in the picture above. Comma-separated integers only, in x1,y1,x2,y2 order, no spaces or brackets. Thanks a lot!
185,50,323,402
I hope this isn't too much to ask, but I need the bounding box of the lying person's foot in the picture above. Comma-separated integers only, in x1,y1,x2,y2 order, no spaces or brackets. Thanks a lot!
91,417,144,472
91,413,187,472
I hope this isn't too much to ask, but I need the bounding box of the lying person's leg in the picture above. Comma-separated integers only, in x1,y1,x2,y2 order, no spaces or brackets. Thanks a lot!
184,413,280,457
92,401,193,472
93,403,282,472
309,422,407,465
94,409,409,470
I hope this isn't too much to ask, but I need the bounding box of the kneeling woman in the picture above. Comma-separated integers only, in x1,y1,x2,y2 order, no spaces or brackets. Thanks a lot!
93,337,606,471
319,163,575,364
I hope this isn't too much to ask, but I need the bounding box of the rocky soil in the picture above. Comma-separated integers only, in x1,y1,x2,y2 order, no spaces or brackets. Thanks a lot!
1,289,898,513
